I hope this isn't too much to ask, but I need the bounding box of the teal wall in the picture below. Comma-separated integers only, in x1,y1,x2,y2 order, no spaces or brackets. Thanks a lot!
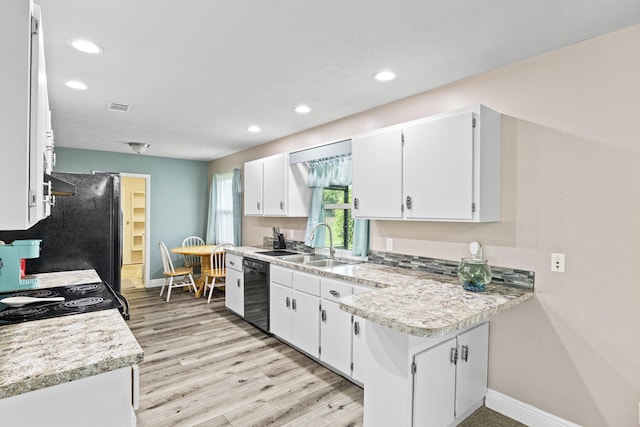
54,147,209,280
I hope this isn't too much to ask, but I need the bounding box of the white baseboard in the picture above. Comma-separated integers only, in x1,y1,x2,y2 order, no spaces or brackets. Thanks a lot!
146,278,164,288
486,389,581,427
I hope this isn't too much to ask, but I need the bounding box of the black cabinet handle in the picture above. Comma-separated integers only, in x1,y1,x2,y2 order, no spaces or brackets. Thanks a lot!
353,321,360,336
285,296,290,308
292,299,297,310
329,290,339,297
237,278,240,287
321,309,326,322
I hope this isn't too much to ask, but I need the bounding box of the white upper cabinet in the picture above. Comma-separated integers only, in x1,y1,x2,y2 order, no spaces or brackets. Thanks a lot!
244,153,310,217
0,1,53,230
351,105,501,223
351,127,403,219
243,159,263,215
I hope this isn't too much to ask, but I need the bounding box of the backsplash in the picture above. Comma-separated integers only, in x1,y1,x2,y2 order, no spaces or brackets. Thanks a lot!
262,237,535,289
368,250,535,289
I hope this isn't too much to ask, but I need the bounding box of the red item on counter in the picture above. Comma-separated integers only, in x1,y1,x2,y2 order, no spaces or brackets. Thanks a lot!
20,258,26,279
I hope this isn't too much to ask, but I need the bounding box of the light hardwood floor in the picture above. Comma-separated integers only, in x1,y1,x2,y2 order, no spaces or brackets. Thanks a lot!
123,287,523,427
124,287,364,427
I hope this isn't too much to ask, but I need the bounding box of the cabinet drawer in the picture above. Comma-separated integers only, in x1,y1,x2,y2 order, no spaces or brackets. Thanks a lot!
271,265,293,287
293,271,320,296
226,254,243,272
321,278,353,302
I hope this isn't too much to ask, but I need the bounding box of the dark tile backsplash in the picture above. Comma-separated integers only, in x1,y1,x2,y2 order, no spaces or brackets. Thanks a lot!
262,237,535,289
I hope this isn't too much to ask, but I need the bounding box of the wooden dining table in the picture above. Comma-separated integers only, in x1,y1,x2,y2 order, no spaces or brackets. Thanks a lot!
170,244,219,298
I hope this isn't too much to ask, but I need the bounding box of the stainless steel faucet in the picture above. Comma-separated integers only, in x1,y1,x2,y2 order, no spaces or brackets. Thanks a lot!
310,222,335,259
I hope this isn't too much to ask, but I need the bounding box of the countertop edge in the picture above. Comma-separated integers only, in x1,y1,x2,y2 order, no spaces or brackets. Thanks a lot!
0,352,144,399
340,291,534,337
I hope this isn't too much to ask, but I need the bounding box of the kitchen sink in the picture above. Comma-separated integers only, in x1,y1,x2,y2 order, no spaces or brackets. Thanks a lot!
280,254,329,264
281,254,363,268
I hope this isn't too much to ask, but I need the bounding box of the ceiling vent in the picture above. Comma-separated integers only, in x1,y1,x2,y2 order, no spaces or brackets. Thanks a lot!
106,102,133,113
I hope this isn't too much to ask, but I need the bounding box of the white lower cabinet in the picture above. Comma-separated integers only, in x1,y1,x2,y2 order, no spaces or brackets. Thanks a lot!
225,254,244,316
269,266,320,358
365,320,489,427
412,322,489,426
320,298,352,376
0,366,138,427
319,279,372,384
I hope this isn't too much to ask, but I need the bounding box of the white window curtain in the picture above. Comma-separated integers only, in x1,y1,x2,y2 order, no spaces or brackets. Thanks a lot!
206,169,241,246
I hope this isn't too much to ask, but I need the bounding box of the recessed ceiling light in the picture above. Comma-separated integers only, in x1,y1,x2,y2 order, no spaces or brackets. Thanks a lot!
68,39,104,54
294,105,311,114
247,125,261,133
373,70,397,82
65,80,90,90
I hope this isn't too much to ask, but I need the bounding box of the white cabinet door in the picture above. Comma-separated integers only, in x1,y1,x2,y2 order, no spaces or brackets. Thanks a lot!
351,127,403,219
455,322,489,417
224,268,244,316
291,290,320,358
269,282,292,342
320,300,352,376
291,291,320,358
351,315,367,384
244,159,263,215
263,154,287,216
403,112,474,220
412,338,457,427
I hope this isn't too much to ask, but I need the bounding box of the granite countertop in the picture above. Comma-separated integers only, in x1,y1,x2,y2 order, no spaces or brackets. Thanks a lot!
228,246,534,338
0,270,143,399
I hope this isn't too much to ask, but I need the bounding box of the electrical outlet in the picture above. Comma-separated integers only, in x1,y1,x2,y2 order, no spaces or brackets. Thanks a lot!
551,253,565,272
386,238,393,251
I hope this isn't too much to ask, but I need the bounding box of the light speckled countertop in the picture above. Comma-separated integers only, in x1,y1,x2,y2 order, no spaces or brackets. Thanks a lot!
0,270,143,399
229,247,533,338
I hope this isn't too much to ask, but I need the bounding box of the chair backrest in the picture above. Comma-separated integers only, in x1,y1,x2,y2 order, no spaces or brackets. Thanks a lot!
159,242,176,274
210,243,234,276
182,236,205,266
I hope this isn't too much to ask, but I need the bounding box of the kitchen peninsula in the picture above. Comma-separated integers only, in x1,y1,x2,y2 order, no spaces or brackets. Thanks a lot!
227,246,533,426
0,270,143,427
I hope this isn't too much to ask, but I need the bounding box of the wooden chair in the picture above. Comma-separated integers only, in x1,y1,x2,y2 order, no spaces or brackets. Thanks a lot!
159,242,197,302
181,236,205,270
203,243,234,304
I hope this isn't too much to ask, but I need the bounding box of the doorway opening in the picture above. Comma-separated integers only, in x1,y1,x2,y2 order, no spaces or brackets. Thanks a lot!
120,174,151,289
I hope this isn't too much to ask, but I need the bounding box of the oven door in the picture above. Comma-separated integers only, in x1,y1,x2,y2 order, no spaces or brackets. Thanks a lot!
242,258,269,332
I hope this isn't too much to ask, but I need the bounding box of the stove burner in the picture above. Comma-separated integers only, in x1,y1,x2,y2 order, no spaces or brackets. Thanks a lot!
55,296,111,312
0,305,50,320
66,284,100,294
11,289,60,298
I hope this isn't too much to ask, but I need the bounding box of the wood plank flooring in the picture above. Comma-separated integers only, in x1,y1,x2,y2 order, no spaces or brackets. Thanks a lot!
123,287,524,427
124,287,363,427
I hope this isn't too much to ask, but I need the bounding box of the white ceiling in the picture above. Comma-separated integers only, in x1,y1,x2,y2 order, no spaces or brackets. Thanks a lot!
38,0,640,161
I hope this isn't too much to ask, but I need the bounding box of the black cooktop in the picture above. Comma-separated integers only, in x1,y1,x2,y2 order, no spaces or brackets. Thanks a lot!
0,282,126,325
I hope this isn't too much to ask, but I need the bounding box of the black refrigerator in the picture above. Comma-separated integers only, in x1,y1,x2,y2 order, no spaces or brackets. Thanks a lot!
0,172,122,292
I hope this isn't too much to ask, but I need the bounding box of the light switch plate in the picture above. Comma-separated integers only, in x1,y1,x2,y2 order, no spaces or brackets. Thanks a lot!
386,238,393,251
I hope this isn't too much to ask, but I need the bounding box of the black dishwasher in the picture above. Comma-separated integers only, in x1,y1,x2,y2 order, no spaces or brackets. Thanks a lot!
243,258,269,332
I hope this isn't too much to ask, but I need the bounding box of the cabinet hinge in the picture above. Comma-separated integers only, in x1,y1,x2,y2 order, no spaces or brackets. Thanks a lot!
471,202,476,213
351,315,354,323
472,117,476,128
31,17,39,35
401,204,404,213
411,362,417,375
401,131,405,144
319,303,322,311
319,346,321,355
350,362,354,372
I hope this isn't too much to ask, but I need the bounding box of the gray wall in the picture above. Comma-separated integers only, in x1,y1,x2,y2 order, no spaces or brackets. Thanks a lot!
54,147,209,280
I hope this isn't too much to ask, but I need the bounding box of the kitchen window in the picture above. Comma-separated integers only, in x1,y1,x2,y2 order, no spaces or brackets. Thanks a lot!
323,185,354,250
